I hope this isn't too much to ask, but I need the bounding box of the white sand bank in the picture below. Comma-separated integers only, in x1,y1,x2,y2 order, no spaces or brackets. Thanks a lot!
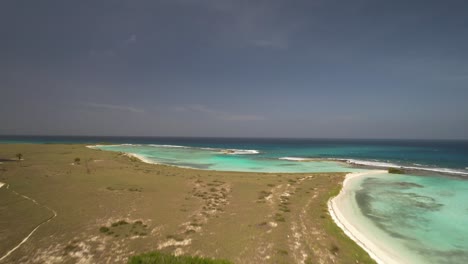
0,182,4,189
328,170,409,264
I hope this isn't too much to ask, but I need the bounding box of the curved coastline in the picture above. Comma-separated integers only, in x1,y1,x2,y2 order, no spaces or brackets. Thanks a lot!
95,144,397,263
87,144,463,263
328,171,407,264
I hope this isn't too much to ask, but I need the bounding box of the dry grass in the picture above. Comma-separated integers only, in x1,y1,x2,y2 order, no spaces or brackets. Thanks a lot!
0,144,375,264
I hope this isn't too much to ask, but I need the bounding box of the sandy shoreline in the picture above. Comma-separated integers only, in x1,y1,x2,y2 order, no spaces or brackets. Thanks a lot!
328,170,405,264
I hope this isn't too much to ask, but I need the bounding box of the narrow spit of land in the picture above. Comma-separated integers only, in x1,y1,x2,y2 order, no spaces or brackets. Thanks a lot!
0,144,374,264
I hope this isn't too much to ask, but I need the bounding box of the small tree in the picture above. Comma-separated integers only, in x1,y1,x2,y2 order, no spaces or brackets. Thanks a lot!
16,153,23,161
74,157,81,165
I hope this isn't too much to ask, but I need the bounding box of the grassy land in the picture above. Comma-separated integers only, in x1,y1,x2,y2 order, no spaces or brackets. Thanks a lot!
0,144,375,264
128,251,232,264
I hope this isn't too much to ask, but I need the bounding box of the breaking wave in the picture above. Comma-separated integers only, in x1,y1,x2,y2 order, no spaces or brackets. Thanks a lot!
92,143,260,155
280,157,468,176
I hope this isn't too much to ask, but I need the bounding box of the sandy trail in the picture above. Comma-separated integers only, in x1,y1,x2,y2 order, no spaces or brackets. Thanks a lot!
328,170,404,264
0,184,57,262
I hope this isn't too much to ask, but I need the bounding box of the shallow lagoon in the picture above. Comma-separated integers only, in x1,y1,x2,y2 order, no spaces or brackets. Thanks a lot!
353,173,468,264
94,144,366,173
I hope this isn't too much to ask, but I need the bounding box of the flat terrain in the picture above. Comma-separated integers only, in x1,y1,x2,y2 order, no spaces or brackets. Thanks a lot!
0,144,374,264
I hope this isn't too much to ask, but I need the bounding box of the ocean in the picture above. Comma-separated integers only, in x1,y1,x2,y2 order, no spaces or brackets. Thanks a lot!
1,136,467,175
1,135,468,263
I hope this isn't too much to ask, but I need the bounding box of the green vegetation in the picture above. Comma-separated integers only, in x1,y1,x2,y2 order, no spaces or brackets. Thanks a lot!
127,251,233,264
74,157,81,164
277,249,288,255
166,234,184,241
15,153,23,160
388,167,404,174
129,156,140,162
111,220,129,227
330,243,340,254
323,185,376,263
99,219,148,238
258,190,271,200
274,213,285,222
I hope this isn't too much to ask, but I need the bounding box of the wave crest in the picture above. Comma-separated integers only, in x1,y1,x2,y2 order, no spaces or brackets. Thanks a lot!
221,149,260,155
279,157,468,176
100,143,260,155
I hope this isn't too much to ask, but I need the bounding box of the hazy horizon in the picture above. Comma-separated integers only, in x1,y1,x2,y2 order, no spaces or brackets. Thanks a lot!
1,0,467,139
2,134,468,141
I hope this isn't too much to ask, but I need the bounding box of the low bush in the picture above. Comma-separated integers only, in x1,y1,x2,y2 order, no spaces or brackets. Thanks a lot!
128,251,233,264
388,167,404,174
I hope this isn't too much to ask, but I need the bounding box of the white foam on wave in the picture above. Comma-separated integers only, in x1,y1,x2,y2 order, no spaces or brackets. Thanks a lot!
345,159,468,176
92,143,260,155
345,159,399,168
148,144,259,154
86,144,121,148
279,157,315,161
148,144,189,148
125,153,158,164
223,149,259,155
278,157,468,176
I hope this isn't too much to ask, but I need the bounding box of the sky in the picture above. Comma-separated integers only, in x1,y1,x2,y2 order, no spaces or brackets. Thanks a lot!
1,0,467,139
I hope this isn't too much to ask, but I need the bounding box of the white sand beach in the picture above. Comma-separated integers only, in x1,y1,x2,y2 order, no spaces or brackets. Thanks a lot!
328,170,410,264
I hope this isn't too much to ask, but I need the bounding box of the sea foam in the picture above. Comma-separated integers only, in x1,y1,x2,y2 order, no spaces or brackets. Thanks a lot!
279,157,468,176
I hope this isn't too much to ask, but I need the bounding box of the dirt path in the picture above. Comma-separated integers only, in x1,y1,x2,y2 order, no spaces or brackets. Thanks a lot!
0,184,57,262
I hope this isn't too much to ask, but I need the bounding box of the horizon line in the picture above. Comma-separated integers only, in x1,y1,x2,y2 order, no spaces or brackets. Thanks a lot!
1,134,467,141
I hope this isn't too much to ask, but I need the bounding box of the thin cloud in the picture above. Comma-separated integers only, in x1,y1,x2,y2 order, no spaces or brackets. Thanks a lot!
88,34,137,58
224,114,265,121
83,102,144,113
174,104,265,121
124,34,137,45
183,0,296,49
252,38,288,49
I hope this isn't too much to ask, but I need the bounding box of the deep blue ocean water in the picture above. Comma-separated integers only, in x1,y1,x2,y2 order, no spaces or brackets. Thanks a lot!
1,136,467,175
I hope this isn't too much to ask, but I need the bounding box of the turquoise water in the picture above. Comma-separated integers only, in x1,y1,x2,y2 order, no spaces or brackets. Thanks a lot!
94,144,365,173
3,136,467,175
354,173,468,264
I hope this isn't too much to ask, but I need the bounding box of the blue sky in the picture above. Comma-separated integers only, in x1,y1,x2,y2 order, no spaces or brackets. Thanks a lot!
1,0,467,139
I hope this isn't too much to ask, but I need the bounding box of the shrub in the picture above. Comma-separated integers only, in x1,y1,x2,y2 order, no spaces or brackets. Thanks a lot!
112,220,129,227
15,153,23,160
388,167,404,174
128,251,233,264
99,227,110,233
74,157,81,164
330,243,340,254
277,249,288,255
